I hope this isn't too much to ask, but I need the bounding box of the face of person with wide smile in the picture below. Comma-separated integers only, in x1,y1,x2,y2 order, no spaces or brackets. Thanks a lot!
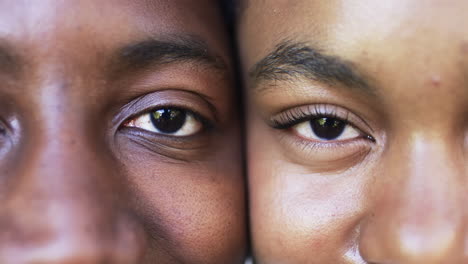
0,0,246,263
239,0,468,263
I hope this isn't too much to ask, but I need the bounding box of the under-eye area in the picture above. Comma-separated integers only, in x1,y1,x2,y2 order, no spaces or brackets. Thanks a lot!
268,103,375,170
115,89,217,161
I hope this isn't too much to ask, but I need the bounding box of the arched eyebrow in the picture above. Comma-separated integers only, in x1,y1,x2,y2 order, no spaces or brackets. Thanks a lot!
111,35,228,76
249,40,375,96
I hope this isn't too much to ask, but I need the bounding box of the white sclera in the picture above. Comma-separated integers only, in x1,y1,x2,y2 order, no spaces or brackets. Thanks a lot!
127,111,202,136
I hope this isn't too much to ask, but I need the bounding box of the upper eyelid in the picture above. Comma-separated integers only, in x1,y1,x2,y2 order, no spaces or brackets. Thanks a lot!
127,107,212,131
113,89,218,128
127,106,193,123
125,91,215,120
269,106,345,128
269,104,374,134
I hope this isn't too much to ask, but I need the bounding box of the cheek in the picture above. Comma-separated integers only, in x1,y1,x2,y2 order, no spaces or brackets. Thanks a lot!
114,140,246,263
248,122,372,263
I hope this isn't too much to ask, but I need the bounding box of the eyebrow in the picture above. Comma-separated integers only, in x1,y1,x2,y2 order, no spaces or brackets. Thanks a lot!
249,40,374,95
112,35,228,76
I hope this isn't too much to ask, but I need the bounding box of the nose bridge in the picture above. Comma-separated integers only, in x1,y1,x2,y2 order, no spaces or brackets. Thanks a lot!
360,134,467,263
17,125,116,218
396,137,463,252
0,95,146,262
17,69,114,200
14,56,126,219
16,93,115,205
5,116,113,240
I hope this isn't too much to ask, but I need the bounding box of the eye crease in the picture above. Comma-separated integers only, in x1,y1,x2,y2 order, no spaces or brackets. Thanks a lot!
124,107,203,136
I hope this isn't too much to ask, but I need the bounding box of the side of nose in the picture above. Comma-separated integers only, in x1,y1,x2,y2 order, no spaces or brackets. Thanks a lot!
0,118,146,263
359,136,467,264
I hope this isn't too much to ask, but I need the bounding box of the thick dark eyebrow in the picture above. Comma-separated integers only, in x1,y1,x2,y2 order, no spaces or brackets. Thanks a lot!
249,40,374,95
111,36,227,76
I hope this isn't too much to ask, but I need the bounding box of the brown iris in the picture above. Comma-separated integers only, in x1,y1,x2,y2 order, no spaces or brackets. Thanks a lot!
310,117,345,140
150,108,187,134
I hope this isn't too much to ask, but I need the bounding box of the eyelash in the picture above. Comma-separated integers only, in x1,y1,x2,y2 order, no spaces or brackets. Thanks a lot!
270,104,375,142
271,105,343,128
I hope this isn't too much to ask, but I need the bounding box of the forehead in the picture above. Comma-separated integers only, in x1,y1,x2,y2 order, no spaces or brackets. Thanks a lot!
0,0,227,58
240,0,468,66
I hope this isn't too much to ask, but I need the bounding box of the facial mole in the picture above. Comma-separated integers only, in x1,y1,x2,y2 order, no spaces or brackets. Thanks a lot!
431,75,441,87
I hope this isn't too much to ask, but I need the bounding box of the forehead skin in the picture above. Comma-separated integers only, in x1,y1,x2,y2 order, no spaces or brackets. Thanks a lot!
241,0,468,122
241,0,468,77
240,0,468,263
0,0,231,78
0,1,246,263
0,0,229,49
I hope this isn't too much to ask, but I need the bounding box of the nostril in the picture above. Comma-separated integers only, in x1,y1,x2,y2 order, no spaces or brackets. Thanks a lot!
359,213,465,264
6,244,107,264
0,229,146,264
0,213,147,264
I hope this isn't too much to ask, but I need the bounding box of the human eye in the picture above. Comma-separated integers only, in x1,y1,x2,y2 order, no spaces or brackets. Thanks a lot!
267,104,376,170
293,116,361,142
114,90,220,161
123,107,204,137
271,104,374,143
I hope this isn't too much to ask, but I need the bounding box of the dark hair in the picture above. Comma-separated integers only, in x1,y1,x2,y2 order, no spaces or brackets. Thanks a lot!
220,0,236,31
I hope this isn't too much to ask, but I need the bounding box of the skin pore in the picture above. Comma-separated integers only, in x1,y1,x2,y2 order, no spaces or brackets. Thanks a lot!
239,0,468,263
0,0,246,263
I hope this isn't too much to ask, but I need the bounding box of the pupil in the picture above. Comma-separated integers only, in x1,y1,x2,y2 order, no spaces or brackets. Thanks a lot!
310,117,345,140
150,108,186,134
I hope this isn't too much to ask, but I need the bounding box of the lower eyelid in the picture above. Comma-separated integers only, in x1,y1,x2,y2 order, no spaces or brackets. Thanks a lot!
124,109,206,137
275,130,373,171
293,121,361,141
288,128,370,147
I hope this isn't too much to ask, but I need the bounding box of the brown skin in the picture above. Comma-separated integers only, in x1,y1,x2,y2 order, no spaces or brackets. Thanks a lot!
0,0,246,263
239,0,468,263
